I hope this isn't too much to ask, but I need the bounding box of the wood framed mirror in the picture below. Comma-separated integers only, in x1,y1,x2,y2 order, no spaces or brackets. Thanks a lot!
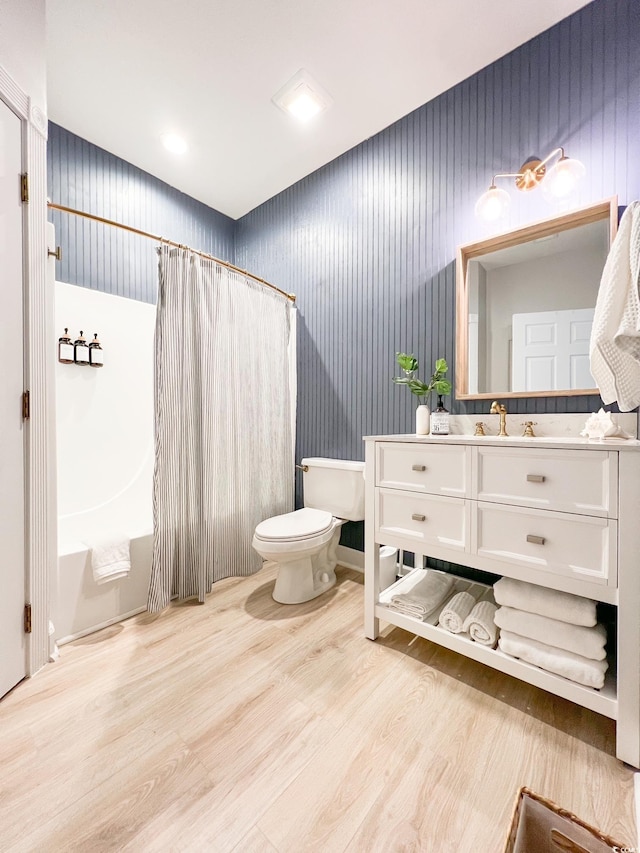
455,197,618,400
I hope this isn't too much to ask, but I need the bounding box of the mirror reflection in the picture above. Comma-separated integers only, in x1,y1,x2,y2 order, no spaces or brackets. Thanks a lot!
456,199,617,399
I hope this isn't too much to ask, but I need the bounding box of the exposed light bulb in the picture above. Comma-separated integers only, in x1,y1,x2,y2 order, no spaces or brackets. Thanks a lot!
161,133,188,155
542,156,585,200
474,186,511,222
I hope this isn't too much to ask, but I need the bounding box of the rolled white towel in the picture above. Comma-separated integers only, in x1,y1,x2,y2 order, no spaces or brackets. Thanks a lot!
493,577,597,627
494,607,607,661
387,570,455,621
463,600,498,647
438,591,476,633
498,630,608,689
90,535,131,584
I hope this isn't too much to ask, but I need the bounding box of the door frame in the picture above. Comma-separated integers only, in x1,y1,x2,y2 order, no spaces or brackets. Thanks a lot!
0,63,54,677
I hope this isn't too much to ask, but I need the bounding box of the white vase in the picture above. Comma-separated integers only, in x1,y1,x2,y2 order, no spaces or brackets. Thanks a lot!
416,404,430,435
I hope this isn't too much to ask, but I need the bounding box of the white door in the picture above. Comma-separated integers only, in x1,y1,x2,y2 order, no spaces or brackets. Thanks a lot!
0,98,26,698
512,308,595,392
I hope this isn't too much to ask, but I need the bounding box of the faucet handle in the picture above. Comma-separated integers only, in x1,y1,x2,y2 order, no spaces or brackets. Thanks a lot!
474,422,486,436
521,421,537,437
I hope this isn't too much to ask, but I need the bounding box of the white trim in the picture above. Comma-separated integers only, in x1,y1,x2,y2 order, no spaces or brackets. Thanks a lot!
0,62,52,677
634,773,640,850
336,545,365,572
56,607,147,647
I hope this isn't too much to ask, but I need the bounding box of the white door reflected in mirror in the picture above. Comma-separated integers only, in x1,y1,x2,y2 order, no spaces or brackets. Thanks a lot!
511,308,595,392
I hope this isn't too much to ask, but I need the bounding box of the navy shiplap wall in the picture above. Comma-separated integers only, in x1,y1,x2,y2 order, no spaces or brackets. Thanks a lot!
47,123,235,304
236,0,640,478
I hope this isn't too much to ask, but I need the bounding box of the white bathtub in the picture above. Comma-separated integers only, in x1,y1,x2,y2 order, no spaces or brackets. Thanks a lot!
56,532,153,644
54,282,156,644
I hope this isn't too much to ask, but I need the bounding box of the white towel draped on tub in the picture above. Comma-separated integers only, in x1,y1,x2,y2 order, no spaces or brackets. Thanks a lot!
438,591,476,634
90,536,131,584
498,631,608,689
463,600,499,647
590,201,640,411
494,606,607,661
384,571,455,621
493,578,597,627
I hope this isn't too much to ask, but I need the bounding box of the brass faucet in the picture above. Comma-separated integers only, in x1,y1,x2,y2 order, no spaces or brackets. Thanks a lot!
521,421,537,437
490,400,508,436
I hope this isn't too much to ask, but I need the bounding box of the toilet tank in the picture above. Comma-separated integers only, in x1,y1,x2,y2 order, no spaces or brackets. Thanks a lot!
301,457,365,521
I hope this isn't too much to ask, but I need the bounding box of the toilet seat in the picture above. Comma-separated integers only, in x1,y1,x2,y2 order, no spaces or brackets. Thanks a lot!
254,507,333,543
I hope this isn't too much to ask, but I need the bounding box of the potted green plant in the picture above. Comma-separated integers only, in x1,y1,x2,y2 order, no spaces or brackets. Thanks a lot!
392,353,451,434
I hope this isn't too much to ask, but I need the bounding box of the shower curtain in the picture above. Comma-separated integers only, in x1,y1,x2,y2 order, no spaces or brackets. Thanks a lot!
147,246,295,612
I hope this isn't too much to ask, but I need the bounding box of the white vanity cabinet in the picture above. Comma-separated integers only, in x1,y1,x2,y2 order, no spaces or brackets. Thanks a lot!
364,433,640,768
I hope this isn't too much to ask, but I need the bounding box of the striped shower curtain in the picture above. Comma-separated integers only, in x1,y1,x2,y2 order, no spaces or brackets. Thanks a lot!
147,246,295,612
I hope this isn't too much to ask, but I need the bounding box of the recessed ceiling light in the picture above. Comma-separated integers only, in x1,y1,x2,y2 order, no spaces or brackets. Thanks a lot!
272,69,332,123
161,132,188,155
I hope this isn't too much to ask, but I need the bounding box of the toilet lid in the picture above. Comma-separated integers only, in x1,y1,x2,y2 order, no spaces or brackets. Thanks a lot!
255,507,333,541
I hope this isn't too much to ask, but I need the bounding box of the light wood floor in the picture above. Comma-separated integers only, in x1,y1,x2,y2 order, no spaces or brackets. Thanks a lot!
0,564,636,852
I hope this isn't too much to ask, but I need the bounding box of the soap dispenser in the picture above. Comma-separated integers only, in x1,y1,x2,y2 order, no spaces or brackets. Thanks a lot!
430,395,450,435
88,333,104,367
74,331,90,365
58,328,74,364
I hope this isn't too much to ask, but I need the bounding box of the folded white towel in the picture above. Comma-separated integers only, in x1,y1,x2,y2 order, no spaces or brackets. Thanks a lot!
463,600,498,647
590,201,640,411
493,577,597,627
438,591,476,633
90,536,131,584
494,607,607,661
386,570,455,621
498,630,608,689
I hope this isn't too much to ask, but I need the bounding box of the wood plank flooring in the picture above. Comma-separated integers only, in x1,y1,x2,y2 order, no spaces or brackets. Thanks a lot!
0,564,635,852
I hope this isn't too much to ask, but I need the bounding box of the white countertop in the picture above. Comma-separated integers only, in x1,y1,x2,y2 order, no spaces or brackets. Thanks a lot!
363,433,640,450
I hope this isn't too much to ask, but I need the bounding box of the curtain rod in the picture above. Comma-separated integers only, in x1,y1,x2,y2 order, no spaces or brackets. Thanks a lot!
47,201,296,303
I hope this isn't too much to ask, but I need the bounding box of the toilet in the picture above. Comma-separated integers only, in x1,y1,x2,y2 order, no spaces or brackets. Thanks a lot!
252,457,365,604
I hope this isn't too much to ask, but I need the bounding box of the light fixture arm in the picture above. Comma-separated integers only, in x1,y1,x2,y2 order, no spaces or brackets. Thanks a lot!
489,147,568,190
537,146,566,170
490,171,527,186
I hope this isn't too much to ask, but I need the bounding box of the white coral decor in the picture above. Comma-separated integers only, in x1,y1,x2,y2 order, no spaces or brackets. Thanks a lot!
580,408,632,440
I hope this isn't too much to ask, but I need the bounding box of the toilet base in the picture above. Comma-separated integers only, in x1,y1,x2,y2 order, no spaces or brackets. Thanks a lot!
272,557,336,604
270,524,343,604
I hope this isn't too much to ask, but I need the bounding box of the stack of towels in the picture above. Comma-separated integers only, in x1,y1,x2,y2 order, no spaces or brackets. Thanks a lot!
383,570,455,621
494,577,608,689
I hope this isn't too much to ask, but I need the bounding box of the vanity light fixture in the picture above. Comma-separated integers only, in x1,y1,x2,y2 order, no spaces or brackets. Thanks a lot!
475,147,585,222
271,69,333,123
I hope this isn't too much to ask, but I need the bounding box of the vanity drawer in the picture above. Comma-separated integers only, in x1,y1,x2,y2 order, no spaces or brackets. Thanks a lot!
376,442,469,497
475,502,617,586
376,488,468,551
474,447,617,518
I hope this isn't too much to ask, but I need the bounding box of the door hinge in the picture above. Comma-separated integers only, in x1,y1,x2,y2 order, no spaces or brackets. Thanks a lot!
22,390,30,421
20,173,29,204
24,604,32,634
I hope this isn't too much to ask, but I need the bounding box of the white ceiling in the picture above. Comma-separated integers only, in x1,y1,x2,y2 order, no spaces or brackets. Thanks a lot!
46,0,593,220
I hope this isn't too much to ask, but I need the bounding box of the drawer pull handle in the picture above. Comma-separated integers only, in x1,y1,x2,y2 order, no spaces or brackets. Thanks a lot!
526,534,546,545
412,464,426,472
526,474,546,483
412,513,426,522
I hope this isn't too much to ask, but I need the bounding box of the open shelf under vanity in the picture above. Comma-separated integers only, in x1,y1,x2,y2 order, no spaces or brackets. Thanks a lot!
376,568,617,720
363,431,640,767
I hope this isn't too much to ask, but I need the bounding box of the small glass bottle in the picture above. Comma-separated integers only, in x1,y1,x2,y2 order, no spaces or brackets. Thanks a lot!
430,395,450,435
58,328,74,364
88,333,104,368
74,331,90,365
